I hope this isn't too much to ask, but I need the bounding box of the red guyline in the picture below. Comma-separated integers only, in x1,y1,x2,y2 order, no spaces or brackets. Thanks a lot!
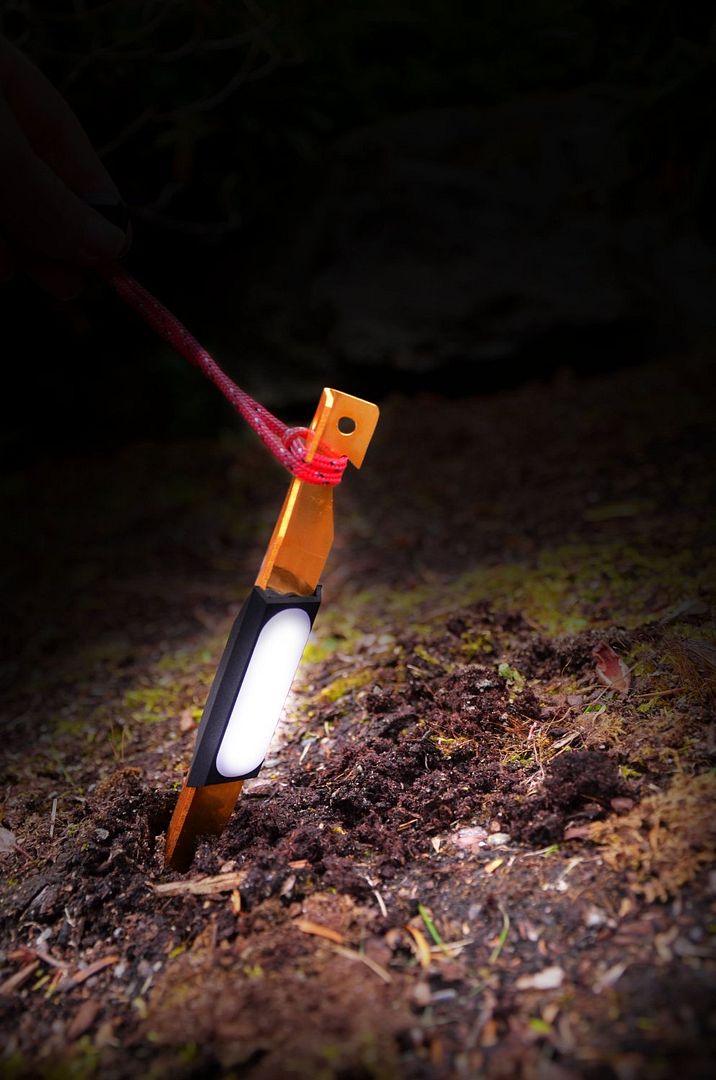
103,266,348,486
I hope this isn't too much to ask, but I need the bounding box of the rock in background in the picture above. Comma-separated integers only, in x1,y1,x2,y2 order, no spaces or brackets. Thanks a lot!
242,92,716,402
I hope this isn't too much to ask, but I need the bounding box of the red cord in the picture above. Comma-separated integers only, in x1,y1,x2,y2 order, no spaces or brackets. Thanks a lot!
102,266,347,486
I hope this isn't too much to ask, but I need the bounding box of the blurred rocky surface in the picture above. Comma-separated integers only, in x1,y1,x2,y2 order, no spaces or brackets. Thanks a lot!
239,92,716,402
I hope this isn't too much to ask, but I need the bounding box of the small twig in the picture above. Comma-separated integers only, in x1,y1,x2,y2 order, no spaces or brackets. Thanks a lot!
49,798,58,840
148,872,245,897
98,106,157,158
295,920,345,945
34,948,70,972
299,739,314,764
331,944,392,984
632,687,685,700
365,875,388,919
59,954,119,991
521,844,561,858
397,818,420,831
429,937,474,955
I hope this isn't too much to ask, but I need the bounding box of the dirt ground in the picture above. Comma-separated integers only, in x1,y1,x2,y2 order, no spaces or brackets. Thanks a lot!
1,354,715,1079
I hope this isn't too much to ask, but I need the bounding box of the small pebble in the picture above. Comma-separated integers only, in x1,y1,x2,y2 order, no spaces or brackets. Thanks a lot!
431,988,457,1003
516,965,564,991
179,709,195,733
486,832,511,847
584,906,607,928
243,779,273,798
454,826,488,851
279,874,296,899
412,981,432,1007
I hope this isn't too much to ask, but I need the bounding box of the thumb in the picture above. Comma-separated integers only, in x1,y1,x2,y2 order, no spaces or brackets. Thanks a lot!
0,91,126,264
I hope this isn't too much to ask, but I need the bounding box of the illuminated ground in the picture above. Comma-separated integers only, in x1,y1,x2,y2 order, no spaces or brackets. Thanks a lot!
1,355,715,1079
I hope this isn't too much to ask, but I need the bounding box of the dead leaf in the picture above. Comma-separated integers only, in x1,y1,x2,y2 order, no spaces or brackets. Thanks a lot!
67,999,101,1040
405,924,432,969
516,966,565,991
0,960,38,996
610,797,634,813
592,643,630,693
295,920,345,945
564,824,594,841
484,857,504,874
148,872,245,897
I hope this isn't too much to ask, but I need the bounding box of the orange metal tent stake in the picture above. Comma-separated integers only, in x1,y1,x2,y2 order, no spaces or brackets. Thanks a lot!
165,389,379,870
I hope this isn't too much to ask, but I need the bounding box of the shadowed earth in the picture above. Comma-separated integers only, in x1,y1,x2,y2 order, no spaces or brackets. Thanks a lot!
1,351,715,1078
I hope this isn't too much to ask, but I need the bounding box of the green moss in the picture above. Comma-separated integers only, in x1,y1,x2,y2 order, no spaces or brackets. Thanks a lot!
122,685,185,723
498,662,525,690
53,716,98,738
429,733,477,757
505,750,534,768
413,644,445,668
303,635,343,664
329,539,716,639
319,669,373,702
461,630,494,658
120,638,218,722
528,1017,553,1035
155,642,218,674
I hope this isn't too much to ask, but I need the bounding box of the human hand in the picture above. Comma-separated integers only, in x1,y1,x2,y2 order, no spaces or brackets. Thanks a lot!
0,35,129,299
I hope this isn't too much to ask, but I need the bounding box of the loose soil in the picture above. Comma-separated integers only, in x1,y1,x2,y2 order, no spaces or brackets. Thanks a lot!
1,356,715,1079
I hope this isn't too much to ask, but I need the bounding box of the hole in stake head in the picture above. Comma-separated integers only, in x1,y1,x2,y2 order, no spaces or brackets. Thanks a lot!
337,415,356,435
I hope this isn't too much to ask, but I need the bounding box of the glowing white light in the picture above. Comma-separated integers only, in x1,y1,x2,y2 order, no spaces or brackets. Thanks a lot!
215,607,312,778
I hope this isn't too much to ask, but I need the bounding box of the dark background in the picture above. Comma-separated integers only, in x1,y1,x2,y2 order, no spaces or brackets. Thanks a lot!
1,11,715,1076
1,1,715,465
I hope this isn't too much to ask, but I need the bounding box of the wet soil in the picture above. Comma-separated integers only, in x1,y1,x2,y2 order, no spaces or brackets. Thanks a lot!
1,355,715,1079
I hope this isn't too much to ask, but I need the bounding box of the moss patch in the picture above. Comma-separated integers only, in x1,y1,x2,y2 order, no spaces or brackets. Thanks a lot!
590,771,716,901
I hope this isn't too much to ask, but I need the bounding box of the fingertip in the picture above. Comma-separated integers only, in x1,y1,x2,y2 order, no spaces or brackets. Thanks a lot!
80,211,128,261
27,259,85,300
81,197,132,261
82,193,130,236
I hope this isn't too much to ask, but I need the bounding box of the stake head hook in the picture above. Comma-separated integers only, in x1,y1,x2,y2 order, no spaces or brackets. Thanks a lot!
305,388,380,469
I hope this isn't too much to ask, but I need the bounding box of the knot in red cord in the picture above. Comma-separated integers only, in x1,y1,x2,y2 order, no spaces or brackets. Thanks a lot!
281,427,348,485
102,266,347,486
